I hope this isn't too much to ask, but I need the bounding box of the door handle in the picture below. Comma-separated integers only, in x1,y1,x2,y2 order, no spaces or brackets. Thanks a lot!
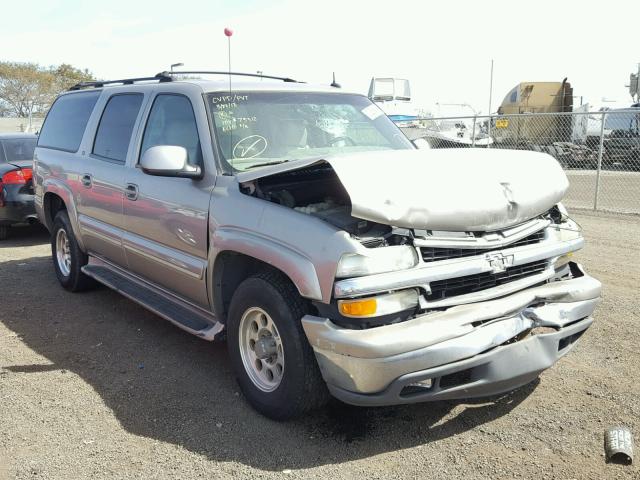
81,174,92,188
125,183,139,201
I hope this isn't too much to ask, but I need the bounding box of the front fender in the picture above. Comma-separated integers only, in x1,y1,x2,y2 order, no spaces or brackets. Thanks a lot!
210,227,323,302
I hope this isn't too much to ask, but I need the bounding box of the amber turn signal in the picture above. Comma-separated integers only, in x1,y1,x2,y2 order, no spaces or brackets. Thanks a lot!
339,298,377,317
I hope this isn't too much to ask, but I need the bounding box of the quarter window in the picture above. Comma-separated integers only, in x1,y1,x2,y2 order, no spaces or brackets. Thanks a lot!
93,94,144,163
140,95,203,167
38,91,101,152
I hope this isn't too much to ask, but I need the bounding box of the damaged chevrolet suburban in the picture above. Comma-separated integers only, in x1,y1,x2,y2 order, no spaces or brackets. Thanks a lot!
34,72,601,420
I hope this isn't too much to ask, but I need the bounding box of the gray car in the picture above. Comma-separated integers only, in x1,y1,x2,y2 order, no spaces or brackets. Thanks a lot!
33,72,601,420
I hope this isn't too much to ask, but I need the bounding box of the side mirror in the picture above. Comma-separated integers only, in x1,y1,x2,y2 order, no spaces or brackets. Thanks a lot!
412,138,432,150
140,145,202,179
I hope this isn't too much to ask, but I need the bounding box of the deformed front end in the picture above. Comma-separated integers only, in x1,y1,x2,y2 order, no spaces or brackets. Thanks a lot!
301,206,601,406
238,147,600,407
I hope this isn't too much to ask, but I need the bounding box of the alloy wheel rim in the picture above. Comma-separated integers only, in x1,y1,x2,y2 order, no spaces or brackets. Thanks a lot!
238,307,284,392
55,229,72,277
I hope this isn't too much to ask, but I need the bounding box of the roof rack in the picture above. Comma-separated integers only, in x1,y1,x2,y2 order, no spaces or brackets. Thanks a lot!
68,71,300,91
69,73,172,91
157,70,300,83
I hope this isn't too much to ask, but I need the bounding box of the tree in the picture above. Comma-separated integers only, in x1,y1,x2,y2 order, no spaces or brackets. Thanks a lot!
50,63,94,95
0,62,94,118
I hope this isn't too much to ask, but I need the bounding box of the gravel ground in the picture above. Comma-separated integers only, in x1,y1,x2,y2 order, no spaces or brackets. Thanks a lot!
1,211,639,480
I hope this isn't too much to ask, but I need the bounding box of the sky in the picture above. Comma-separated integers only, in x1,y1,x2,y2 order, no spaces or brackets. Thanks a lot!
3,0,638,114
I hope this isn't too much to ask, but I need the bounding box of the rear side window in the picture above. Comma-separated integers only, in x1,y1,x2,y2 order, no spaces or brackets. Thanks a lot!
140,94,203,167
93,94,144,163
38,91,101,152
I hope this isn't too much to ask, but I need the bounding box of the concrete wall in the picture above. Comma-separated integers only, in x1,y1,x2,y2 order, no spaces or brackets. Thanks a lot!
0,118,44,134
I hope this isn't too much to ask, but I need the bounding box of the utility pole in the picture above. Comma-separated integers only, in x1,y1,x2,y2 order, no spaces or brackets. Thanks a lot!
488,59,494,115
634,63,639,103
628,63,640,103
487,59,494,147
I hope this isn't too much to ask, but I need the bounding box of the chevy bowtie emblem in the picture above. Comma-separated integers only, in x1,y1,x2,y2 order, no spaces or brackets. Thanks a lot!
501,182,516,205
486,253,514,274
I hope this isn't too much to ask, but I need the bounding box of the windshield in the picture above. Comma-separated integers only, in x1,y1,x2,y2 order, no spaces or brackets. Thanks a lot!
2,138,37,162
207,91,412,172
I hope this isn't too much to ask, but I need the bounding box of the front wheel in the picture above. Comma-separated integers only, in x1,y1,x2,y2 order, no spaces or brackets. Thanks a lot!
227,271,328,420
51,211,96,292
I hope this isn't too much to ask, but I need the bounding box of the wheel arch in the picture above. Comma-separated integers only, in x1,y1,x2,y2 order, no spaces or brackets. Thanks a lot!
209,231,323,323
41,180,85,251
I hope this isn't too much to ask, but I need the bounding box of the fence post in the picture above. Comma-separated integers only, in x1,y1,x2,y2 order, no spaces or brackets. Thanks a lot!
593,111,606,210
471,115,477,147
487,114,492,148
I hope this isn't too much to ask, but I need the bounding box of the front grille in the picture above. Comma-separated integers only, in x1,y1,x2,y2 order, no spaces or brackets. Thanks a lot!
420,229,545,263
426,259,548,301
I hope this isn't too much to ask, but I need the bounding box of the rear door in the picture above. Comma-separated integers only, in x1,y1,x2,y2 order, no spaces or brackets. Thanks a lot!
75,92,146,266
122,91,213,308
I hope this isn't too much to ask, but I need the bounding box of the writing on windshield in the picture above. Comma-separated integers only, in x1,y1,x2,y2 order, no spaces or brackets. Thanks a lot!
207,91,412,171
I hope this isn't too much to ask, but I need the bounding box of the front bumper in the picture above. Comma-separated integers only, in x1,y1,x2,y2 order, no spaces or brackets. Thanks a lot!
302,263,601,406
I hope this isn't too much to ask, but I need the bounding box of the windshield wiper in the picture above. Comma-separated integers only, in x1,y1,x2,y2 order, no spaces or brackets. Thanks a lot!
244,160,291,169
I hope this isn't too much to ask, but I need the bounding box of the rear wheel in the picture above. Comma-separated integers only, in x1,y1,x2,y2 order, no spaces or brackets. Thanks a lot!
51,211,96,292
227,271,328,420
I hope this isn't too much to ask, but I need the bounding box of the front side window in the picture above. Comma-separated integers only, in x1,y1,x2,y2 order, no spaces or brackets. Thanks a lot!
140,94,203,167
207,91,412,172
2,138,37,162
93,94,144,163
38,91,101,152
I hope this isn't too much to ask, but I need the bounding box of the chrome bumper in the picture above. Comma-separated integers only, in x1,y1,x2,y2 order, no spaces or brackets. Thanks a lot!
302,263,601,406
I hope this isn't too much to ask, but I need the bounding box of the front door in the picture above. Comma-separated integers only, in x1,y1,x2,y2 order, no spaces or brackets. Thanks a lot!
123,93,212,308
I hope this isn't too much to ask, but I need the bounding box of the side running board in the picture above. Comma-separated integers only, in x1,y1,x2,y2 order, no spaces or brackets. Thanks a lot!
82,260,223,341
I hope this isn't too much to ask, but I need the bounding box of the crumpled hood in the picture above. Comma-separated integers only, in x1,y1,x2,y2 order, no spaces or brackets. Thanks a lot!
237,148,569,232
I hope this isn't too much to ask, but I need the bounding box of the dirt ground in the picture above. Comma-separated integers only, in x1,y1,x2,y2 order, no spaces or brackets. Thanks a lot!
1,211,639,480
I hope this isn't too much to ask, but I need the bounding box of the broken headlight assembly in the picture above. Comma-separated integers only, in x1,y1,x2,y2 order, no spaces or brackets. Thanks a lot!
554,252,574,270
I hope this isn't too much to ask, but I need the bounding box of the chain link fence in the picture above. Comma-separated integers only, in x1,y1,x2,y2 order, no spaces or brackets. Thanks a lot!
401,110,640,214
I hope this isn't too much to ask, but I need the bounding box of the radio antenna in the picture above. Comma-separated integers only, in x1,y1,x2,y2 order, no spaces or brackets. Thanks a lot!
224,27,234,93
224,27,234,162
330,72,341,88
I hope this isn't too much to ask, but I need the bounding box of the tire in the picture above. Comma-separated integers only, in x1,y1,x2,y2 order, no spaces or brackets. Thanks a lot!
51,210,96,292
0,225,8,240
227,270,329,420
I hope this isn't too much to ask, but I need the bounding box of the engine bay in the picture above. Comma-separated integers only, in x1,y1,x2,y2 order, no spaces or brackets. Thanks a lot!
240,163,409,248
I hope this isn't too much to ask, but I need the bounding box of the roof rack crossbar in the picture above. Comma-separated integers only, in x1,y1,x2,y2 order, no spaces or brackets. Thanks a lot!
157,70,300,83
69,73,172,91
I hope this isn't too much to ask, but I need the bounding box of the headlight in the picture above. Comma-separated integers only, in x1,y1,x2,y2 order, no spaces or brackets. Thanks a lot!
336,246,418,278
338,289,419,318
